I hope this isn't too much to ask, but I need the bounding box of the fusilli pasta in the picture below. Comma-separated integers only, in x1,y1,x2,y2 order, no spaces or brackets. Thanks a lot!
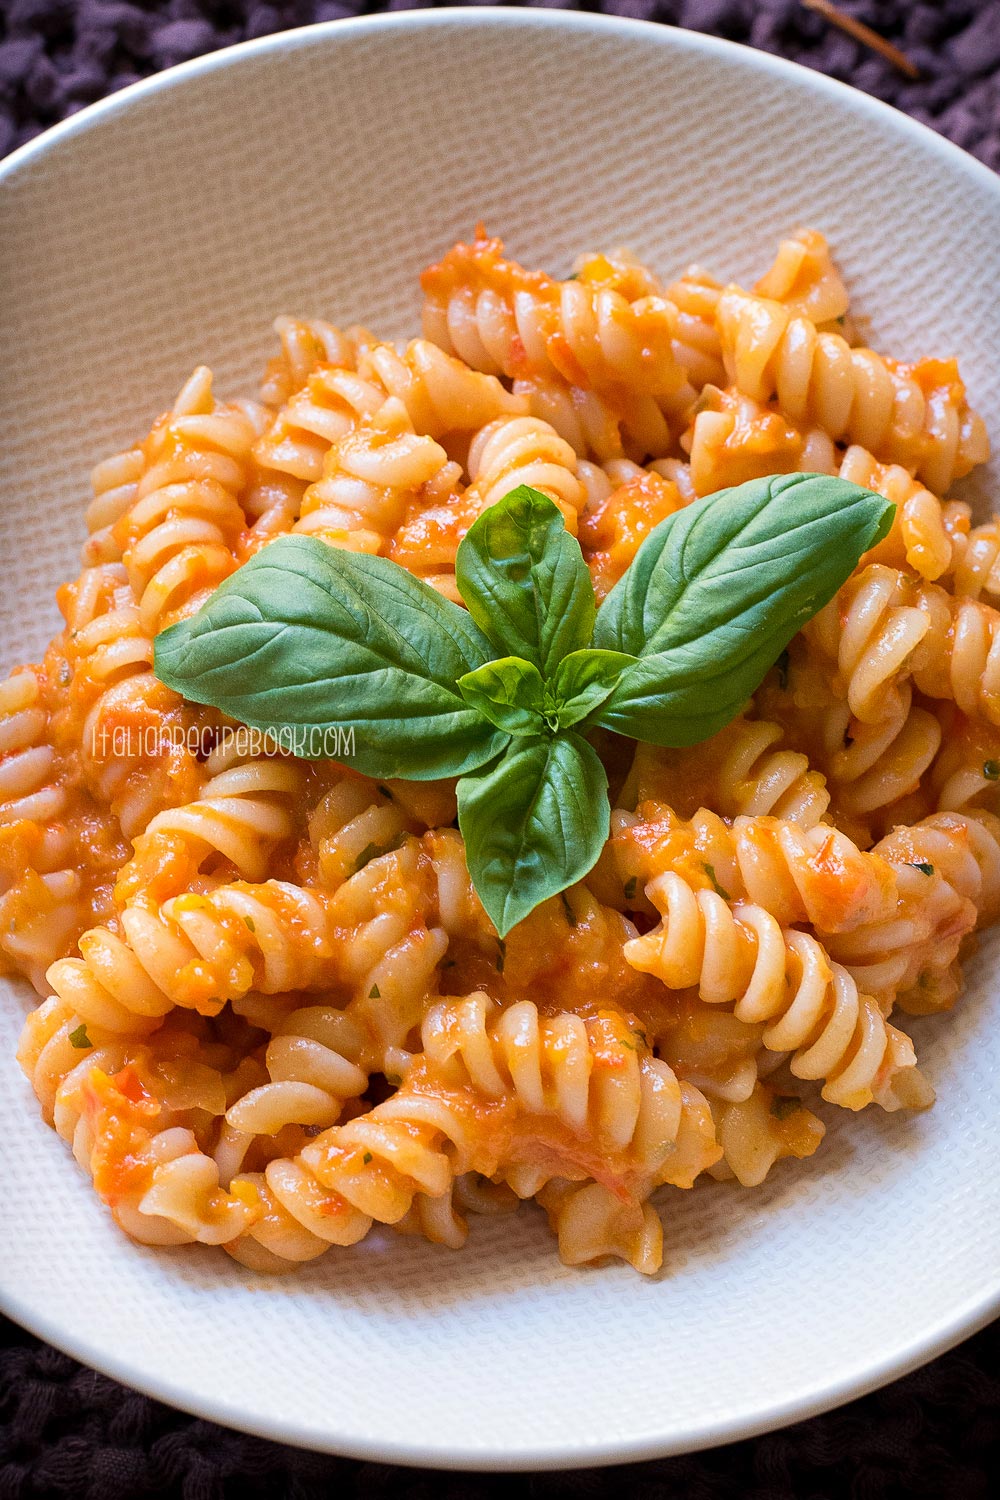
5,226,996,1277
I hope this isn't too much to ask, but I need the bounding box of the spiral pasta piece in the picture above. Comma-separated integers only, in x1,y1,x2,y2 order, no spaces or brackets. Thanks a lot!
420,993,720,1200
752,648,941,839
227,1077,513,1268
421,232,689,410
17,998,262,1246
753,227,850,326
909,589,1000,725
599,803,897,935
828,691,941,827
84,444,145,565
824,810,1000,1014
116,738,305,900
111,366,258,635
711,720,831,826
0,668,69,844
618,718,831,830
0,660,129,988
940,510,1000,607
259,315,367,409
625,872,931,1111
926,710,1000,814
709,1082,826,1187
356,337,527,439
294,396,459,556
684,385,837,497
839,445,953,581
249,1079,483,1257
805,564,933,725
223,1004,368,1140
60,442,248,899
324,837,450,1068
89,1082,259,1248
501,241,679,459
388,411,589,603
306,773,418,886
465,414,586,531
512,374,648,462
717,286,989,492
536,1178,664,1274
808,563,1000,728
45,879,336,1033
1,870,91,995
54,562,208,840
663,228,848,403
664,266,725,390
253,362,387,482
18,994,139,1124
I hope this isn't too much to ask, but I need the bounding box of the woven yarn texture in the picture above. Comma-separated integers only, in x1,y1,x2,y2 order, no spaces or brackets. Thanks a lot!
1,1,999,1496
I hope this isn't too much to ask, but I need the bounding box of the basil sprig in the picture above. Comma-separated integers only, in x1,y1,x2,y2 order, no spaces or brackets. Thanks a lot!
154,476,892,936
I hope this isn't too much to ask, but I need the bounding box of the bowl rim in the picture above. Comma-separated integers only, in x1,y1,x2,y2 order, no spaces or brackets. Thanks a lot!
2,5,999,1471
3,5,1000,198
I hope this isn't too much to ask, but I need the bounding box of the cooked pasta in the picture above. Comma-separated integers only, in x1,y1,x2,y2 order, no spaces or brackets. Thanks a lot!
624,871,931,1111
806,562,1000,727
716,286,988,493
684,385,838,497
3,226,996,1277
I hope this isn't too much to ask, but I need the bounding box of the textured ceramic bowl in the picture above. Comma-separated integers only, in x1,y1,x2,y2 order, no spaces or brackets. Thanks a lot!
1,8,999,1471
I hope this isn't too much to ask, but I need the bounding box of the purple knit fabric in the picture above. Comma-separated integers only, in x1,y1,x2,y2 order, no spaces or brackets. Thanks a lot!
2,1,1000,1494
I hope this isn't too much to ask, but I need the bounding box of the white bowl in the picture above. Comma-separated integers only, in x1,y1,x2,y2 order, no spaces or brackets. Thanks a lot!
1,8,999,1471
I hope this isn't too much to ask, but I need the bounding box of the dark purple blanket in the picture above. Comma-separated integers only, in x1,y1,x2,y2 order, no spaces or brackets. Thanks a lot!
1,3,999,1495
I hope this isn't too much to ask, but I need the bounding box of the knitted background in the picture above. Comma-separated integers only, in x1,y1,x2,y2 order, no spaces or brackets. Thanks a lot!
2,2,999,1496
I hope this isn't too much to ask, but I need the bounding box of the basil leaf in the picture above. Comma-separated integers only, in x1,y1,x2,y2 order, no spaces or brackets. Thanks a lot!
592,473,893,745
458,657,547,737
548,648,636,729
457,733,609,937
154,535,508,779
455,486,595,675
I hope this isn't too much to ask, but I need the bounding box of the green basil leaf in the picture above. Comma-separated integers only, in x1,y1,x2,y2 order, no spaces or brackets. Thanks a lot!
154,535,508,779
592,473,894,745
455,486,595,675
457,732,609,937
458,657,547,737
548,648,636,729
